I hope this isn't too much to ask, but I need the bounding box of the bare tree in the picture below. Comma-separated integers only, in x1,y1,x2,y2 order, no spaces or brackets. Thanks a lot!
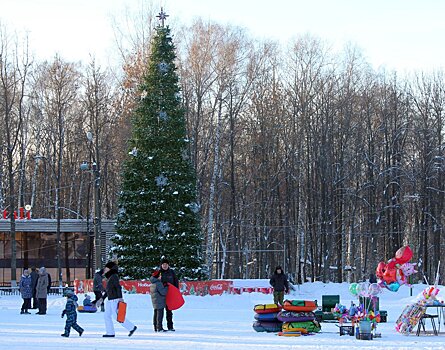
0,26,31,285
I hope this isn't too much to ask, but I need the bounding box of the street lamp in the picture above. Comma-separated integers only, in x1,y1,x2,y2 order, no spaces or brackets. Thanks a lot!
34,154,63,287
81,131,103,270
267,241,286,274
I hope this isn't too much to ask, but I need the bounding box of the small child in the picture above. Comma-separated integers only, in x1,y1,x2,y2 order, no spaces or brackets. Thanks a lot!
149,269,168,332
83,294,93,307
61,290,84,337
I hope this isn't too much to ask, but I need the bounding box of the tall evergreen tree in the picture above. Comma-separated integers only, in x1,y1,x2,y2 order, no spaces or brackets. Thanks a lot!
113,12,206,280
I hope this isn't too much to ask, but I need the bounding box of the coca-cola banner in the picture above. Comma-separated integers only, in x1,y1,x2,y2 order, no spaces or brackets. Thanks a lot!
74,279,233,296
179,280,233,296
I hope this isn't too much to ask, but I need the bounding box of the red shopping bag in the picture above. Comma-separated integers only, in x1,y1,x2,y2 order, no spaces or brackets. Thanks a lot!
117,301,127,323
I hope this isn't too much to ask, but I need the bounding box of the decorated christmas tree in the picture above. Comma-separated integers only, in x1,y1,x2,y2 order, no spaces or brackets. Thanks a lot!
113,9,206,280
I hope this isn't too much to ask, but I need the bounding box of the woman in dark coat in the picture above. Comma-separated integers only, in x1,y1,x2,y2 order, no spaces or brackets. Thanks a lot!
102,261,137,337
92,268,105,311
150,269,168,332
19,268,32,314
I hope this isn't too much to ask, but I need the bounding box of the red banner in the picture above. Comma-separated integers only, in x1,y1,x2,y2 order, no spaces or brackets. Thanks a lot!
179,280,233,296
74,279,233,296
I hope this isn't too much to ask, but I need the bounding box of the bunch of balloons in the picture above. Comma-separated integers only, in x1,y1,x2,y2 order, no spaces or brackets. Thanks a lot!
349,281,382,298
375,246,417,292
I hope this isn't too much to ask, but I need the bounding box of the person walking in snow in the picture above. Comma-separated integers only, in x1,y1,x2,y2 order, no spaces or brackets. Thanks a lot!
30,266,39,309
102,261,137,338
269,266,289,306
150,269,169,332
159,258,178,331
92,268,105,312
19,268,32,314
61,289,84,337
35,267,49,315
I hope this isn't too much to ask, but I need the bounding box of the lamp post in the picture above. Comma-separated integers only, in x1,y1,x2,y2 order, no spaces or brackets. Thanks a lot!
267,241,286,274
81,131,103,270
34,154,63,287
81,161,102,270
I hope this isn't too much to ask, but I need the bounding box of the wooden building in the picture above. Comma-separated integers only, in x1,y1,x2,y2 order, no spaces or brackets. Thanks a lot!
0,219,116,285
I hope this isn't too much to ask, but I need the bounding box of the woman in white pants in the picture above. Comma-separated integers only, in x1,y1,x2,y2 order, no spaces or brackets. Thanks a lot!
101,261,137,337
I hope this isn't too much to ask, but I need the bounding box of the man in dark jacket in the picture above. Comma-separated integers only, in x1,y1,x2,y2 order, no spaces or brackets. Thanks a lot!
269,266,289,306
47,271,52,293
30,266,39,309
160,258,178,331
102,261,137,338
92,269,105,311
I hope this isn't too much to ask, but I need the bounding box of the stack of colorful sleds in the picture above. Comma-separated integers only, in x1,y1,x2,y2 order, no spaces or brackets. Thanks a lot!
253,303,283,333
277,300,321,336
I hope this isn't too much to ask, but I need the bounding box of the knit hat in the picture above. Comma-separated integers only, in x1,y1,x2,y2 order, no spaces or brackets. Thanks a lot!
161,258,169,264
152,270,161,278
105,261,117,269
64,289,74,297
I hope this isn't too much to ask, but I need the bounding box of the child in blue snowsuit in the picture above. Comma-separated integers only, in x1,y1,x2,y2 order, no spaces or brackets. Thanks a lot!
61,290,84,337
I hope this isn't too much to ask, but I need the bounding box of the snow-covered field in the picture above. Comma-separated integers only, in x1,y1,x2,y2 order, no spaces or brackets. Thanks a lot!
1,280,445,349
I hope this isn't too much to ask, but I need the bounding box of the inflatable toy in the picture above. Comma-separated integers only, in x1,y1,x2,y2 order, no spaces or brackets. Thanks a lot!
77,305,97,313
252,321,283,333
277,310,315,322
254,303,282,314
254,312,279,321
283,300,317,312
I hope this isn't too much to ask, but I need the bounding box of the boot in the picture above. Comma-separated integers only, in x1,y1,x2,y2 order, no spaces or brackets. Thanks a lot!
20,310,24,314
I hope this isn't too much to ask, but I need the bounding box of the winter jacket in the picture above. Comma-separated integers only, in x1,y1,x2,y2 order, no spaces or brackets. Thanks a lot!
160,267,179,288
269,268,289,293
47,273,52,292
36,270,49,299
30,270,39,294
150,276,168,309
93,271,104,292
19,274,33,299
62,294,79,318
104,266,122,300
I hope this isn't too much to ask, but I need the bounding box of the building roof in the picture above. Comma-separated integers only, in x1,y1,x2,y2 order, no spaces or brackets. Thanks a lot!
0,219,116,233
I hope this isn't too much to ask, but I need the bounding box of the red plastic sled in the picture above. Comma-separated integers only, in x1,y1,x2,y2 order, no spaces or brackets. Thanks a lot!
117,301,127,323
166,283,185,311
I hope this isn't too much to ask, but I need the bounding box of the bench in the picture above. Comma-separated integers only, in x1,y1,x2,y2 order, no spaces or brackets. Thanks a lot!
315,295,340,322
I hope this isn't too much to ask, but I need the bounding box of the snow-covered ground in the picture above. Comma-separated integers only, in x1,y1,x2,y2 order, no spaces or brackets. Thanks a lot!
1,281,445,349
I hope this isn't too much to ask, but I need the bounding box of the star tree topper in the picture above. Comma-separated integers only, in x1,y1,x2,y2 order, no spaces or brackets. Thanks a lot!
156,7,169,27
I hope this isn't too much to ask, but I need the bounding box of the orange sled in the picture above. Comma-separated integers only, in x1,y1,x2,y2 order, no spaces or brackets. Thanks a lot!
283,300,317,312
117,301,127,323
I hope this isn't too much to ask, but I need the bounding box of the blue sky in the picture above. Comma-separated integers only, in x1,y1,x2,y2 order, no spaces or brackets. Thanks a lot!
1,0,443,73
